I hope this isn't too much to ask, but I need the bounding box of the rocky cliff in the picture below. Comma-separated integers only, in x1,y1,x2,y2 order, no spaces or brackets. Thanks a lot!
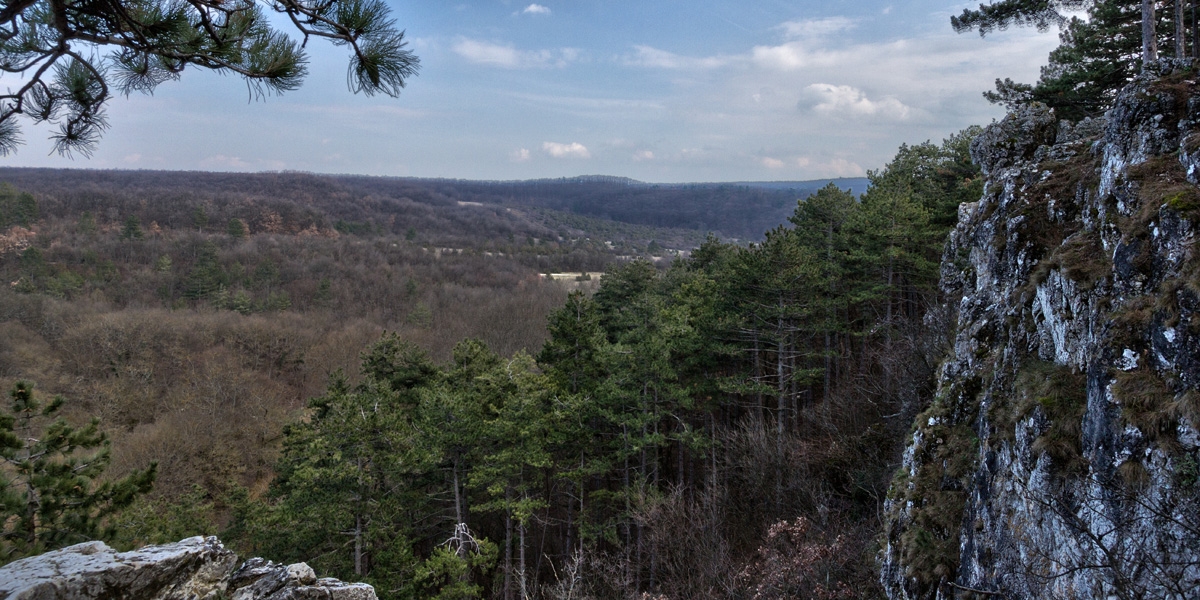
882,62,1200,600
0,536,377,600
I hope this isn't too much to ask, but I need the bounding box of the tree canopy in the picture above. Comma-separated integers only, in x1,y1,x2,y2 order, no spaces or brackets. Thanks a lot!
952,0,1092,35
954,1,1199,120
0,381,155,564
0,0,420,156
216,127,983,600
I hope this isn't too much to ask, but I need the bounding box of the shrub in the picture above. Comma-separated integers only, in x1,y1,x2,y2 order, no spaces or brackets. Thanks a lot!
736,517,857,600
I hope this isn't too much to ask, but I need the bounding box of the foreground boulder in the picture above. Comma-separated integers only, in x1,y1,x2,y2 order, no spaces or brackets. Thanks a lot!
0,537,376,600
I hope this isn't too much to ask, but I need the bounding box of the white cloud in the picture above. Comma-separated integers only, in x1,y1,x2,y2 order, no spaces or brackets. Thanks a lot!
801,83,912,120
759,155,862,176
453,38,578,68
543,142,591,159
198,155,284,171
801,83,912,119
750,41,847,71
200,155,252,170
778,17,856,40
625,45,735,70
633,150,655,161
822,158,866,177
523,4,550,15
511,148,531,162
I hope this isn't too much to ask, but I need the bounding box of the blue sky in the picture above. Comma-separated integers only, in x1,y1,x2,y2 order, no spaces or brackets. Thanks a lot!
3,1,1062,182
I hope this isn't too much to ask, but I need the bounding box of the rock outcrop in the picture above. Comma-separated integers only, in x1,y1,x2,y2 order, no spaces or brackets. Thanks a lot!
0,537,377,600
882,62,1200,599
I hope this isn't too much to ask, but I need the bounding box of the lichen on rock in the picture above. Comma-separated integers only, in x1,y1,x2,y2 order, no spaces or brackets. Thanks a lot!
0,537,377,600
882,63,1200,600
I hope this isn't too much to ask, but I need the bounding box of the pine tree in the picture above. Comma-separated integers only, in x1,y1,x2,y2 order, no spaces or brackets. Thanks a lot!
184,242,225,300
465,352,555,600
538,291,607,395
121,215,144,240
0,381,156,565
955,1,1196,119
192,206,209,232
247,335,442,597
951,0,1091,35
0,183,37,228
228,218,248,239
789,184,858,403
0,0,420,155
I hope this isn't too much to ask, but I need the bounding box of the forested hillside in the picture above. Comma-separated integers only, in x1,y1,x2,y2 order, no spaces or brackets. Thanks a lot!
0,167,652,537
388,176,870,240
10,2,1200,599
0,130,971,598
225,131,977,600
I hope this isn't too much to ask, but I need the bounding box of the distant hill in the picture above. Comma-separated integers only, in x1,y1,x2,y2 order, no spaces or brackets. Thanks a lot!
336,175,871,240
0,168,870,243
732,178,870,196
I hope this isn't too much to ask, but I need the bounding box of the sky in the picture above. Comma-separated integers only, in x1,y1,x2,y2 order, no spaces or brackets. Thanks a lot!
2,1,1065,182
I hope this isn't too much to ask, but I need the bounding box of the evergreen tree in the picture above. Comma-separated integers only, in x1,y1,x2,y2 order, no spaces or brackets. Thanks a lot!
789,184,858,402
0,183,37,228
538,291,607,395
245,335,442,598
228,218,248,239
0,0,420,155
192,206,210,232
121,215,144,240
591,259,659,342
955,1,1197,119
77,211,96,235
466,352,555,600
0,382,155,565
985,2,1142,120
951,0,1091,35
184,242,225,300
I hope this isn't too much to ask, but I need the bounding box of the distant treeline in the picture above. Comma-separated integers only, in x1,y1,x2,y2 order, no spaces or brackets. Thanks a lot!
357,175,870,240
0,167,708,256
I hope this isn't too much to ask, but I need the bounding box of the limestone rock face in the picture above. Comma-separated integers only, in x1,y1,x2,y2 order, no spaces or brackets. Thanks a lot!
228,558,377,600
0,537,377,600
882,64,1200,599
969,102,1058,177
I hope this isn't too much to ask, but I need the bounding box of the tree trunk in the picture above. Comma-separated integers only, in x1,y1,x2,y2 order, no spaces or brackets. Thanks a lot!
752,332,762,424
565,479,575,563
1145,0,1159,65
788,342,795,431
677,427,685,488
453,461,463,525
649,534,658,593
504,506,513,600
519,521,528,600
622,422,632,568
1193,0,1199,59
1178,0,1187,57
354,455,365,577
775,309,785,515
824,219,834,401
354,512,363,576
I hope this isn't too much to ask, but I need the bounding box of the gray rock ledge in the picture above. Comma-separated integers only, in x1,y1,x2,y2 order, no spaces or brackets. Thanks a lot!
0,537,376,600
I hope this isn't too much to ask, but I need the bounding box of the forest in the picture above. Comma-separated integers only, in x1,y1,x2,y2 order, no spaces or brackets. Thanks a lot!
10,0,1200,598
393,176,870,241
0,169,860,246
0,127,978,599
